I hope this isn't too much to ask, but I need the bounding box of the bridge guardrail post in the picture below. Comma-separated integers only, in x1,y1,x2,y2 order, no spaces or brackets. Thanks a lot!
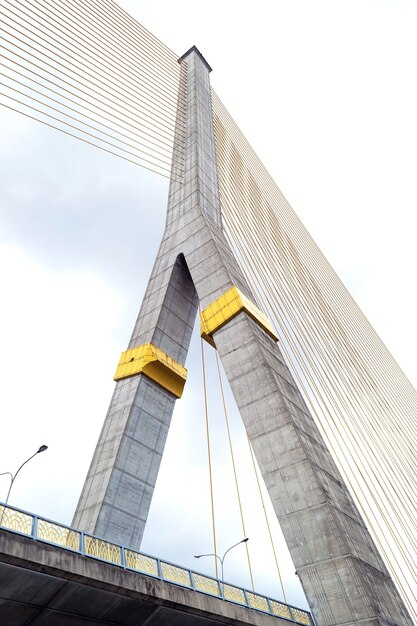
121,546,126,568
80,531,85,556
156,557,162,579
242,588,249,607
31,514,38,540
189,570,195,590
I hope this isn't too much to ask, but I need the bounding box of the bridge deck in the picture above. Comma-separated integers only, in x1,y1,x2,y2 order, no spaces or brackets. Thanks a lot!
0,504,312,626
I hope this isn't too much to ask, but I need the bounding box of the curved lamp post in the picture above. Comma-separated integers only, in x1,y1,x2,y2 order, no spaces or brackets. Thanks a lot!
194,537,249,583
0,445,48,523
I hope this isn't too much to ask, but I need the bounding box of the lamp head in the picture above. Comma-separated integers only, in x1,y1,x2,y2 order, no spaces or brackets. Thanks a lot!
37,445,48,454
242,537,249,543
194,554,202,558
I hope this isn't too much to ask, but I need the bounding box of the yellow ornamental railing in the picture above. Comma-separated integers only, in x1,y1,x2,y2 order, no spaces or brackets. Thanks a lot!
0,502,313,626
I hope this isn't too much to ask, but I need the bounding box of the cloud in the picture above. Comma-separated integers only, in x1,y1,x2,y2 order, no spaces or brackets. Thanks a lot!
0,243,123,516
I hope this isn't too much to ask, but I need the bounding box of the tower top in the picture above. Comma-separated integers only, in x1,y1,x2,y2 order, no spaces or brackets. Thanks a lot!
179,46,212,73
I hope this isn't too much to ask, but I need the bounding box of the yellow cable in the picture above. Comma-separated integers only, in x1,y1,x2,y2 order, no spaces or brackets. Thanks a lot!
200,335,219,579
214,350,255,591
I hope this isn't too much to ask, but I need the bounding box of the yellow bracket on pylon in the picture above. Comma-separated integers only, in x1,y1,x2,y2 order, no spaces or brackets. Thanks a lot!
114,343,187,398
200,286,278,348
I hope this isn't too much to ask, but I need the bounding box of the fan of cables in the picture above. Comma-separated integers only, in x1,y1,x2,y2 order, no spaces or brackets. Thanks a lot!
212,90,417,621
0,0,186,177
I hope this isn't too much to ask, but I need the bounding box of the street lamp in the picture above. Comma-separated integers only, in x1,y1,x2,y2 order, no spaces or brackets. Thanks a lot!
0,445,48,523
194,537,249,583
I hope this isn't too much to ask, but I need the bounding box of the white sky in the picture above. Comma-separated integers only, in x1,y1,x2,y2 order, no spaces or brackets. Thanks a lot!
0,0,416,613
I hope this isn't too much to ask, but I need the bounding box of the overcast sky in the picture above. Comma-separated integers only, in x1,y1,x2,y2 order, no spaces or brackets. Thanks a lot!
0,0,416,612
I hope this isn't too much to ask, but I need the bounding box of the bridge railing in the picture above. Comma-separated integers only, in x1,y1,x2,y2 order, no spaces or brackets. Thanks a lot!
0,502,313,625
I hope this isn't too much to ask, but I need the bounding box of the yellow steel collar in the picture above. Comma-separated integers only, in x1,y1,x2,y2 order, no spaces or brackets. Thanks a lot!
200,286,278,347
114,343,187,398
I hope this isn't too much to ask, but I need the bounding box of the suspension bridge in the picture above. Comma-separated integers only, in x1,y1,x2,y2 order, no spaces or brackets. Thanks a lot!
0,1,415,625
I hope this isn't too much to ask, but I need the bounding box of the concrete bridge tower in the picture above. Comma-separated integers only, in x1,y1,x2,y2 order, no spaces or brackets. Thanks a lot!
73,47,412,626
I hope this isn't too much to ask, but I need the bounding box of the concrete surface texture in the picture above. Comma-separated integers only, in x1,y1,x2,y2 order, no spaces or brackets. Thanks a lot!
73,48,412,626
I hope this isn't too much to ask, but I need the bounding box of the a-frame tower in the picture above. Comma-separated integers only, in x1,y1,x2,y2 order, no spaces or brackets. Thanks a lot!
73,48,412,626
